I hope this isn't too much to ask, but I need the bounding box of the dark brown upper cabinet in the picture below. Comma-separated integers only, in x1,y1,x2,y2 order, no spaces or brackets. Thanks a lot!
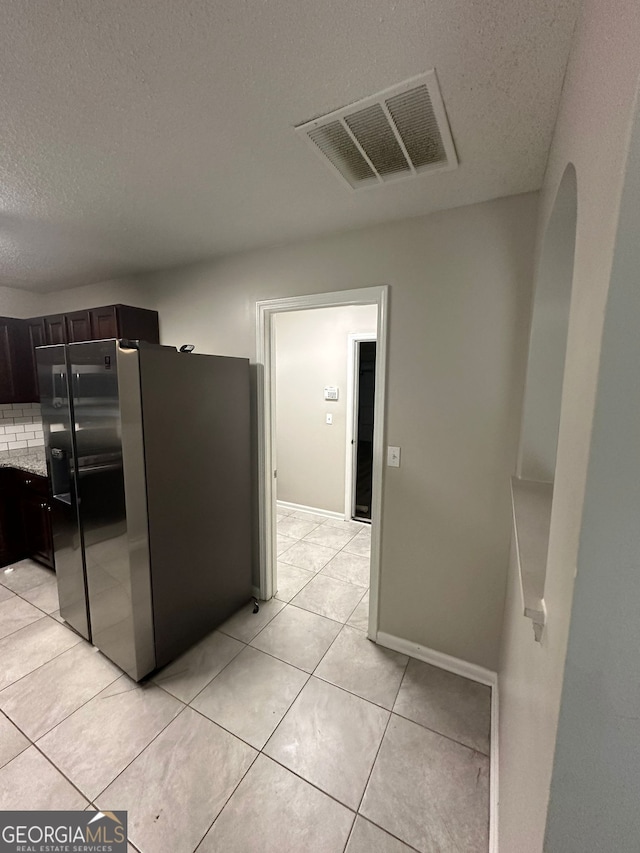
0,317,34,403
90,305,159,343
26,317,46,350
44,315,66,344
65,310,92,343
1,305,159,404
25,318,46,400
62,305,160,344
89,305,119,340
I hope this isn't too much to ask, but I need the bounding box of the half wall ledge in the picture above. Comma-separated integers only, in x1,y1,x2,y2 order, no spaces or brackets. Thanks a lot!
510,476,553,642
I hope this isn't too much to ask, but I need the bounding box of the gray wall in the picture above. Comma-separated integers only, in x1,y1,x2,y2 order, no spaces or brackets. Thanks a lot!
544,86,640,853
0,285,42,318
498,0,640,848
275,305,377,514
5,192,537,670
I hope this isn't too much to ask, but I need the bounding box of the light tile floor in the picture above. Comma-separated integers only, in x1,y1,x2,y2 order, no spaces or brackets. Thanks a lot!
0,513,490,853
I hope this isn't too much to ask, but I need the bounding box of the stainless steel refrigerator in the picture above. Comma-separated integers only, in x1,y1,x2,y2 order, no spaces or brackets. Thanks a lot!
37,339,252,681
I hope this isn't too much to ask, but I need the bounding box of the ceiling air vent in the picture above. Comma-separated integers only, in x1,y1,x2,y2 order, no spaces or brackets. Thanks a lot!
296,71,457,190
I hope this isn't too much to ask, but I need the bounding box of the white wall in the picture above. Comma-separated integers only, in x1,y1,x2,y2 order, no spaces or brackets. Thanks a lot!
0,278,158,324
14,192,537,670
274,305,377,514
517,165,577,483
498,0,640,849
0,285,43,318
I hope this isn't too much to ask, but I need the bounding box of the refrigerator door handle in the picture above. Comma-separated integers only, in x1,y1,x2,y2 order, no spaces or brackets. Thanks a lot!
52,492,73,507
48,446,74,501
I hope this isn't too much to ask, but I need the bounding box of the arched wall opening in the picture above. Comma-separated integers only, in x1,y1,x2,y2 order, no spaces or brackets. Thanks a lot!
510,164,579,642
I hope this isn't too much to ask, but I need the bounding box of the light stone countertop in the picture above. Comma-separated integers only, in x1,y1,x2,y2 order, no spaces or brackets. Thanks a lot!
0,447,48,477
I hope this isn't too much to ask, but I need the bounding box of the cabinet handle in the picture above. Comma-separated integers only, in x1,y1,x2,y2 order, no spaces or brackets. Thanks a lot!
25,479,32,485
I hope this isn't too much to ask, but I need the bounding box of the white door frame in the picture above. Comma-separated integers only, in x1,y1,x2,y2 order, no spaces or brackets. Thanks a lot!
345,331,377,521
256,286,389,640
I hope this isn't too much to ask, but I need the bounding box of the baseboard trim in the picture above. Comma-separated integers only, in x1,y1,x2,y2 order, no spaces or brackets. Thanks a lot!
276,500,345,521
375,631,497,686
375,631,499,853
490,678,499,853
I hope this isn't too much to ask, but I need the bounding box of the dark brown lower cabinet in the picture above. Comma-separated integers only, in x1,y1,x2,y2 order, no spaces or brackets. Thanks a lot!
0,469,21,567
20,477,55,569
0,469,55,570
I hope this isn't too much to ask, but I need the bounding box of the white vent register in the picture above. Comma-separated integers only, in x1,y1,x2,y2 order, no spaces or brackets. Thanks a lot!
296,71,457,190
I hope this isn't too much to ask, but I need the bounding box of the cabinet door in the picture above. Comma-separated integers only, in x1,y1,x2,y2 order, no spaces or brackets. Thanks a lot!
0,317,33,404
21,488,55,570
0,470,24,567
0,319,16,402
27,318,46,351
44,315,67,345
26,318,46,401
65,310,92,343
115,305,160,343
90,306,118,340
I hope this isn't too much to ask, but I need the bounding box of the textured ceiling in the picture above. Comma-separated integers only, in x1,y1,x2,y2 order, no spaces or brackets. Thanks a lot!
0,0,580,292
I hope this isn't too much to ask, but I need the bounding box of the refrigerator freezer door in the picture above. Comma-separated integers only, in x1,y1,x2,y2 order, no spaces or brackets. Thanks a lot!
69,340,155,680
37,345,90,640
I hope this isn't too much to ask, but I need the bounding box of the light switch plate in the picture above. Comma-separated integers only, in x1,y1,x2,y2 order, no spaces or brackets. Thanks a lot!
326,413,333,425
387,446,401,467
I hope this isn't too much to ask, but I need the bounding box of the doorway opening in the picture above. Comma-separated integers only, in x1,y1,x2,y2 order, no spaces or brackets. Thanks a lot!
256,287,389,639
346,334,377,523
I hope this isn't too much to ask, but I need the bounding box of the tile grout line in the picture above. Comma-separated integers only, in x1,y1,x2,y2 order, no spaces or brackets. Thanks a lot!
4,531,487,850
9,611,488,828
341,815,359,853
266,532,493,755
238,638,316,678
276,524,371,588
4,659,123,744
189,748,262,853
389,707,492,758
11,575,59,610
185,653,313,757
353,705,393,819
26,738,96,808
2,676,189,816
250,749,359,821
277,521,371,589
175,605,490,761
287,583,368,622
0,611,48,643
274,558,320,603
163,639,249,708
174,595,405,847
348,813,425,853
0,614,84,694
90,700,190,805
389,654,412,710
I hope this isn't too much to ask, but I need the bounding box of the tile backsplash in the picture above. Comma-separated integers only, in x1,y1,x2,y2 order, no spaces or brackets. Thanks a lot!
0,403,44,451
